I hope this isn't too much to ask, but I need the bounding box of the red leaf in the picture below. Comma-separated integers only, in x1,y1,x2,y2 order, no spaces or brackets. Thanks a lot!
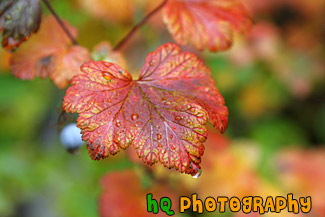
10,16,90,89
163,0,252,52
63,43,228,175
100,170,178,217
100,171,148,217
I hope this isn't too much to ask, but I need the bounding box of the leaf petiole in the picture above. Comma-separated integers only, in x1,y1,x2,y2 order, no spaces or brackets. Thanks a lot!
42,0,78,45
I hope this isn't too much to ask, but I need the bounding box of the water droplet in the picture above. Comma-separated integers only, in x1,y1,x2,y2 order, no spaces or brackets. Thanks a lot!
192,169,202,179
164,101,171,106
157,133,162,140
175,116,182,121
170,144,176,150
149,60,155,66
102,72,112,80
115,121,121,127
131,113,138,120
169,135,174,139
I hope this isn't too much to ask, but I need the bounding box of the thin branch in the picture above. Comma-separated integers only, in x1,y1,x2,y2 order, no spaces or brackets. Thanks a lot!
113,0,168,51
42,0,78,45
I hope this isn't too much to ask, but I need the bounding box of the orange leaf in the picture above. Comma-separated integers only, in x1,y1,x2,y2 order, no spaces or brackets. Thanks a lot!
10,16,90,89
100,170,178,217
100,171,148,217
163,0,252,52
63,43,228,175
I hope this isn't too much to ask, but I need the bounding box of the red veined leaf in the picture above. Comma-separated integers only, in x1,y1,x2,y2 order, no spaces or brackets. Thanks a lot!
50,45,91,89
63,43,228,175
162,0,252,52
100,170,178,217
10,16,90,89
0,0,42,51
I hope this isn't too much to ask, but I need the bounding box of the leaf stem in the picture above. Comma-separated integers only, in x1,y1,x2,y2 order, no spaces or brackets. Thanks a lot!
42,0,78,45
113,0,168,51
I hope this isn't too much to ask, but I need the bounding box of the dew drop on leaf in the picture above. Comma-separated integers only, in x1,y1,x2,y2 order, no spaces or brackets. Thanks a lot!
102,71,112,80
131,113,139,120
164,101,171,106
192,169,202,179
175,116,181,121
157,133,162,140
115,120,121,127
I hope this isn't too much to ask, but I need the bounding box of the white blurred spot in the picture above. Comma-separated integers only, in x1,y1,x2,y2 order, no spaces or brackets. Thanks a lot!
192,169,202,179
60,123,83,149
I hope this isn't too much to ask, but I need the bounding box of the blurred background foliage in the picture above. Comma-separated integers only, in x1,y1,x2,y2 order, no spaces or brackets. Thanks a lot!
0,0,324,216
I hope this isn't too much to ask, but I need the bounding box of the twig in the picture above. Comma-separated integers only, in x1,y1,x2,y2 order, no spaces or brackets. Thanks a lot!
42,0,78,45
113,0,168,51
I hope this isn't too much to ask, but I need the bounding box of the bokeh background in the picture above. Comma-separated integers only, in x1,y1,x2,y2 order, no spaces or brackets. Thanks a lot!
0,0,324,216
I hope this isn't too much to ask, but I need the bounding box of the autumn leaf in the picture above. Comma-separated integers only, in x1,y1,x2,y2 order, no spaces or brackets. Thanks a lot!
197,140,261,198
100,170,178,217
163,0,252,52
10,16,90,89
276,149,325,216
100,171,148,217
0,0,42,51
63,43,228,175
